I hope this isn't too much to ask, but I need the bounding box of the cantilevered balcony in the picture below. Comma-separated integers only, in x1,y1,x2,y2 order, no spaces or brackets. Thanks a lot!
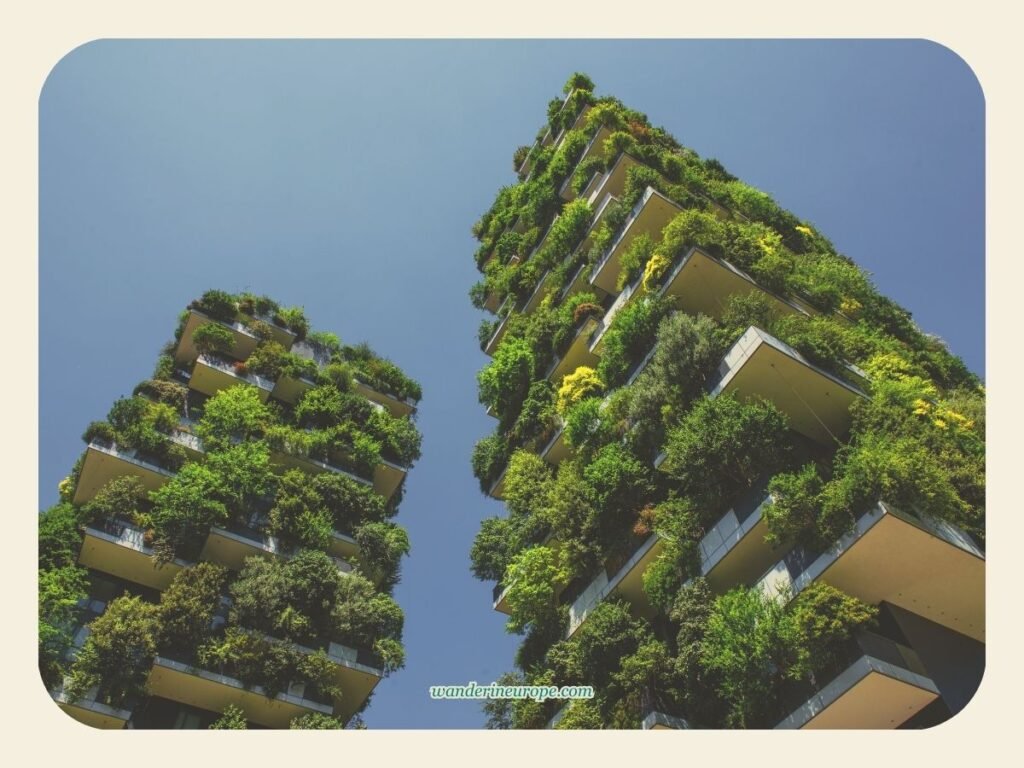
492,580,512,615
72,440,175,505
699,489,788,594
567,535,663,637
78,518,190,591
557,124,615,200
236,311,298,349
272,372,317,405
774,631,940,729
757,502,985,642
545,314,601,385
174,310,260,366
352,376,418,418
708,326,866,446
590,187,684,295
189,354,273,402
200,520,357,575
659,246,811,321
51,683,135,730
146,656,336,730
269,446,376,493
575,191,622,263
148,621,385,726
539,424,570,465
584,152,642,207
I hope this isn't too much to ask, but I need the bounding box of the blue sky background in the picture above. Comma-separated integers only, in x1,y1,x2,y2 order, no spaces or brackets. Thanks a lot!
39,40,984,729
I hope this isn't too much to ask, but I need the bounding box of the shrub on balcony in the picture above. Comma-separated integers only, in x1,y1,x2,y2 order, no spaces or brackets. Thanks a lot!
503,545,570,634
313,472,388,531
195,385,273,451
597,296,672,388
509,380,558,450
209,704,248,729
564,71,595,94
471,432,510,494
661,394,790,518
330,573,405,663
268,468,335,551
342,343,422,402
291,713,345,729
295,385,373,430
621,312,724,458
38,564,89,689
150,462,231,562
192,322,236,356
191,290,238,323
273,306,309,340
355,521,410,592
81,420,117,445
556,366,604,416
66,595,159,707
563,396,612,456
554,700,604,730
244,341,289,379
79,475,147,527
478,335,537,423
38,502,84,570
156,563,229,657
367,410,421,466
230,551,343,646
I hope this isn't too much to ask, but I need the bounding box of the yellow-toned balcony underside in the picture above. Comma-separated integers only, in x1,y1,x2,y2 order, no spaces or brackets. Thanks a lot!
590,189,683,295
711,327,864,445
72,442,173,505
147,657,334,729
777,657,939,730
353,379,416,418
53,691,132,730
174,310,259,366
662,247,808,322
189,357,272,402
813,508,985,642
78,525,186,591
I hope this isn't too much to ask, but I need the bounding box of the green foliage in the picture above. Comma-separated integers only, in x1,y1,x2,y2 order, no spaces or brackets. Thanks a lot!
195,385,273,451
268,468,335,551
597,296,672,388
330,572,405,652
554,700,603,729
79,475,147,527
290,712,344,729
38,502,84,570
191,322,235,356
203,442,275,519
244,340,289,379
38,565,88,689
616,232,655,291
564,72,595,94
342,342,422,402
662,394,789,518
788,582,877,678
478,335,536,421
192,290,238,322
367,409,422,466
563,396,611,455
230,551,342,645
156,563,229,656
355,521,410,592
471,432,510,493
66,595,159,707
620,312,724,457
503,546,570,633
150,462,230,562
274,306,310,339
209,704,248,729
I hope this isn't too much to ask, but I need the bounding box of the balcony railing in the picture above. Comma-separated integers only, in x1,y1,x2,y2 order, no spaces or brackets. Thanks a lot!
756,501,985,642
774,630,939,729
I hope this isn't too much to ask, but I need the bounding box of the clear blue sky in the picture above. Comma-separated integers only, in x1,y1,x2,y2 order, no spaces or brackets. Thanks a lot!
39,40,984,728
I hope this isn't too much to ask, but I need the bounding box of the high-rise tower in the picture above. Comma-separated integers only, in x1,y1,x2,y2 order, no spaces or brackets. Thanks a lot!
40,290,422,729
468,74,984,730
